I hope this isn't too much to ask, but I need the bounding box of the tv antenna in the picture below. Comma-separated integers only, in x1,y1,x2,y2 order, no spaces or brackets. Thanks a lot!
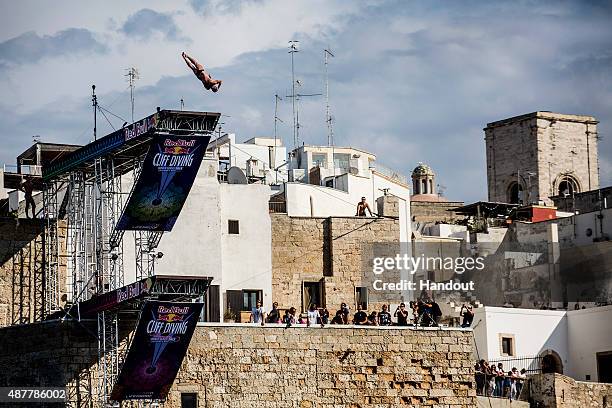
125,67,140,122
92,85,97,141
324,48,335,147
274,94,284,183
288,40,299,148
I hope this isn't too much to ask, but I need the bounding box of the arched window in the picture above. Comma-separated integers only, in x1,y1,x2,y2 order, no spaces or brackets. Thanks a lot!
429,179,433,195
557,176,579,197
421,179,427,194
507,182,524,204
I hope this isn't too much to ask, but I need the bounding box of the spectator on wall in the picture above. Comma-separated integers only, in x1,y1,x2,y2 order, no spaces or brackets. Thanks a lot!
367,311,378,325
306,303,323,328
320,307,330,324
330,310,344,324
353,304,368,325
267,302,281,323
395,303,409,326
283,307,297,327
460,304,474,328
250,300,266,326
341,302,350,324
378,304,392,326
495,363,505,397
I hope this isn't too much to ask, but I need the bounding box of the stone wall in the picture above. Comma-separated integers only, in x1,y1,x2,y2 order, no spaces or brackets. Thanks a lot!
410,201,465,224
0,320,477,408
271,210,400,313
0,217,68,327
529,373,612,407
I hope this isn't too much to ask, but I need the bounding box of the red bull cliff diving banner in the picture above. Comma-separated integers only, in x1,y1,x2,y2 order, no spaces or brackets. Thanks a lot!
110,301,203,401
117,134,210,231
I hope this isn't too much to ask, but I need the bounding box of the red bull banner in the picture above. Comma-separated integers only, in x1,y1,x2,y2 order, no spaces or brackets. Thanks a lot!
117,134,210,231
110,301,203,401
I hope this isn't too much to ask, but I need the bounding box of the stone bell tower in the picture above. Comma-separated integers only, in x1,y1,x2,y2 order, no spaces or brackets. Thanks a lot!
485,112,599,205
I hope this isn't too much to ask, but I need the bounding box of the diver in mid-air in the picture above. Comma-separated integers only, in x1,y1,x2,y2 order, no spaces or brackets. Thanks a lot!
182,52,222,93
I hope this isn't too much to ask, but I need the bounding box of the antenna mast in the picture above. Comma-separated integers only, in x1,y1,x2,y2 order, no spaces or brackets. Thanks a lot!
324,48,335,147
274,94,283,183
92,85,97,140
125,67,140,123
288,41,299,149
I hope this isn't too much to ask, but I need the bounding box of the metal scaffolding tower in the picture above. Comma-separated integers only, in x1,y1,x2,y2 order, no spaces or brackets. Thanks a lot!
39,109,219,407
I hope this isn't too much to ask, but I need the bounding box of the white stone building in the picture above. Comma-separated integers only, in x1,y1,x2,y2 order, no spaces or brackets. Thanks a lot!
472,305,612,383
277,144,412,241
207,133,287,186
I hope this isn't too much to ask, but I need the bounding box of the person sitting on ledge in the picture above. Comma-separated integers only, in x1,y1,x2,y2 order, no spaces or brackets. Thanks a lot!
250,299,266,326
378,304,392,326
353,303,368,325
356,196,373,217
306,303,323,328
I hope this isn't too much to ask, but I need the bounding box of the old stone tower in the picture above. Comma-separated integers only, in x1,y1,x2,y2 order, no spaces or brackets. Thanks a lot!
485,112,599,206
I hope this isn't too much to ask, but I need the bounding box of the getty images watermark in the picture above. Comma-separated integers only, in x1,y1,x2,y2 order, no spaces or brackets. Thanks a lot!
370,253,484,292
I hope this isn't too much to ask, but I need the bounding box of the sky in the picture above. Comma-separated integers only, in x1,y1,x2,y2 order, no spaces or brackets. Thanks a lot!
0,0,611,202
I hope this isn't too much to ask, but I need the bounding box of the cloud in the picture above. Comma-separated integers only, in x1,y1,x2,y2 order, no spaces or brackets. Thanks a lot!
189,0,265,15
1,1,612,202
120,8,189,42
0,28,107,67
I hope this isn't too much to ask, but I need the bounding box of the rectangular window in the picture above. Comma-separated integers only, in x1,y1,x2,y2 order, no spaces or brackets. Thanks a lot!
228,219,239,234
312,153,327,167
242,289,262,311
302,281,323,312
333,153,350,171
500,335,515,356
181,393,197,408
355,287,368,310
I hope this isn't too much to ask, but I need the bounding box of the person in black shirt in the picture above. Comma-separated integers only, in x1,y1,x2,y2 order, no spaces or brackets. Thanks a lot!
367,311,378,325
460,304,474,328
353,304,368,325
431,301,442,325
394,303,409,326
320,308,330,324
331,310,344,324
267,302,281,323
378,304,392,326
340,302,350,324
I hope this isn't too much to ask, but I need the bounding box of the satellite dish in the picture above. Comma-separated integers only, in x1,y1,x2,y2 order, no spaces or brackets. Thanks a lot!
227,167,248,184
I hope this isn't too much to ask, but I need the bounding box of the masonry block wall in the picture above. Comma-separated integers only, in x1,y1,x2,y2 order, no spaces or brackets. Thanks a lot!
529,373,612,408
485,112,599,206
0,321,477,407
271,209,400,313
167,325,476,408
0,218,68,327
410,201,465,224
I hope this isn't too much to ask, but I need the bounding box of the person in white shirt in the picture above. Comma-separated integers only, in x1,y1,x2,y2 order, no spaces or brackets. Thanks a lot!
250,300,266,326
306,303,323,328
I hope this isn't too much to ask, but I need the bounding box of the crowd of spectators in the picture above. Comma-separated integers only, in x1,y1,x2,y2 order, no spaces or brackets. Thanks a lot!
474,360,527,400
251,299,462,328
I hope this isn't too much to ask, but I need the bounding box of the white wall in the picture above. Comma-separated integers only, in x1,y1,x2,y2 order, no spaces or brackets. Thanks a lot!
210,133,287,184
121,156,273,320
428,224,470,241
473,307,568,367
566,305,612,381
283,171,411,241
218,183,272,311
473,306,612,382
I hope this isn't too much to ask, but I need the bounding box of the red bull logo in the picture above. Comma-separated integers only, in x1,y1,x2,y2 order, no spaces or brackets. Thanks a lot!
164,146,191,155
157,313,184,322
